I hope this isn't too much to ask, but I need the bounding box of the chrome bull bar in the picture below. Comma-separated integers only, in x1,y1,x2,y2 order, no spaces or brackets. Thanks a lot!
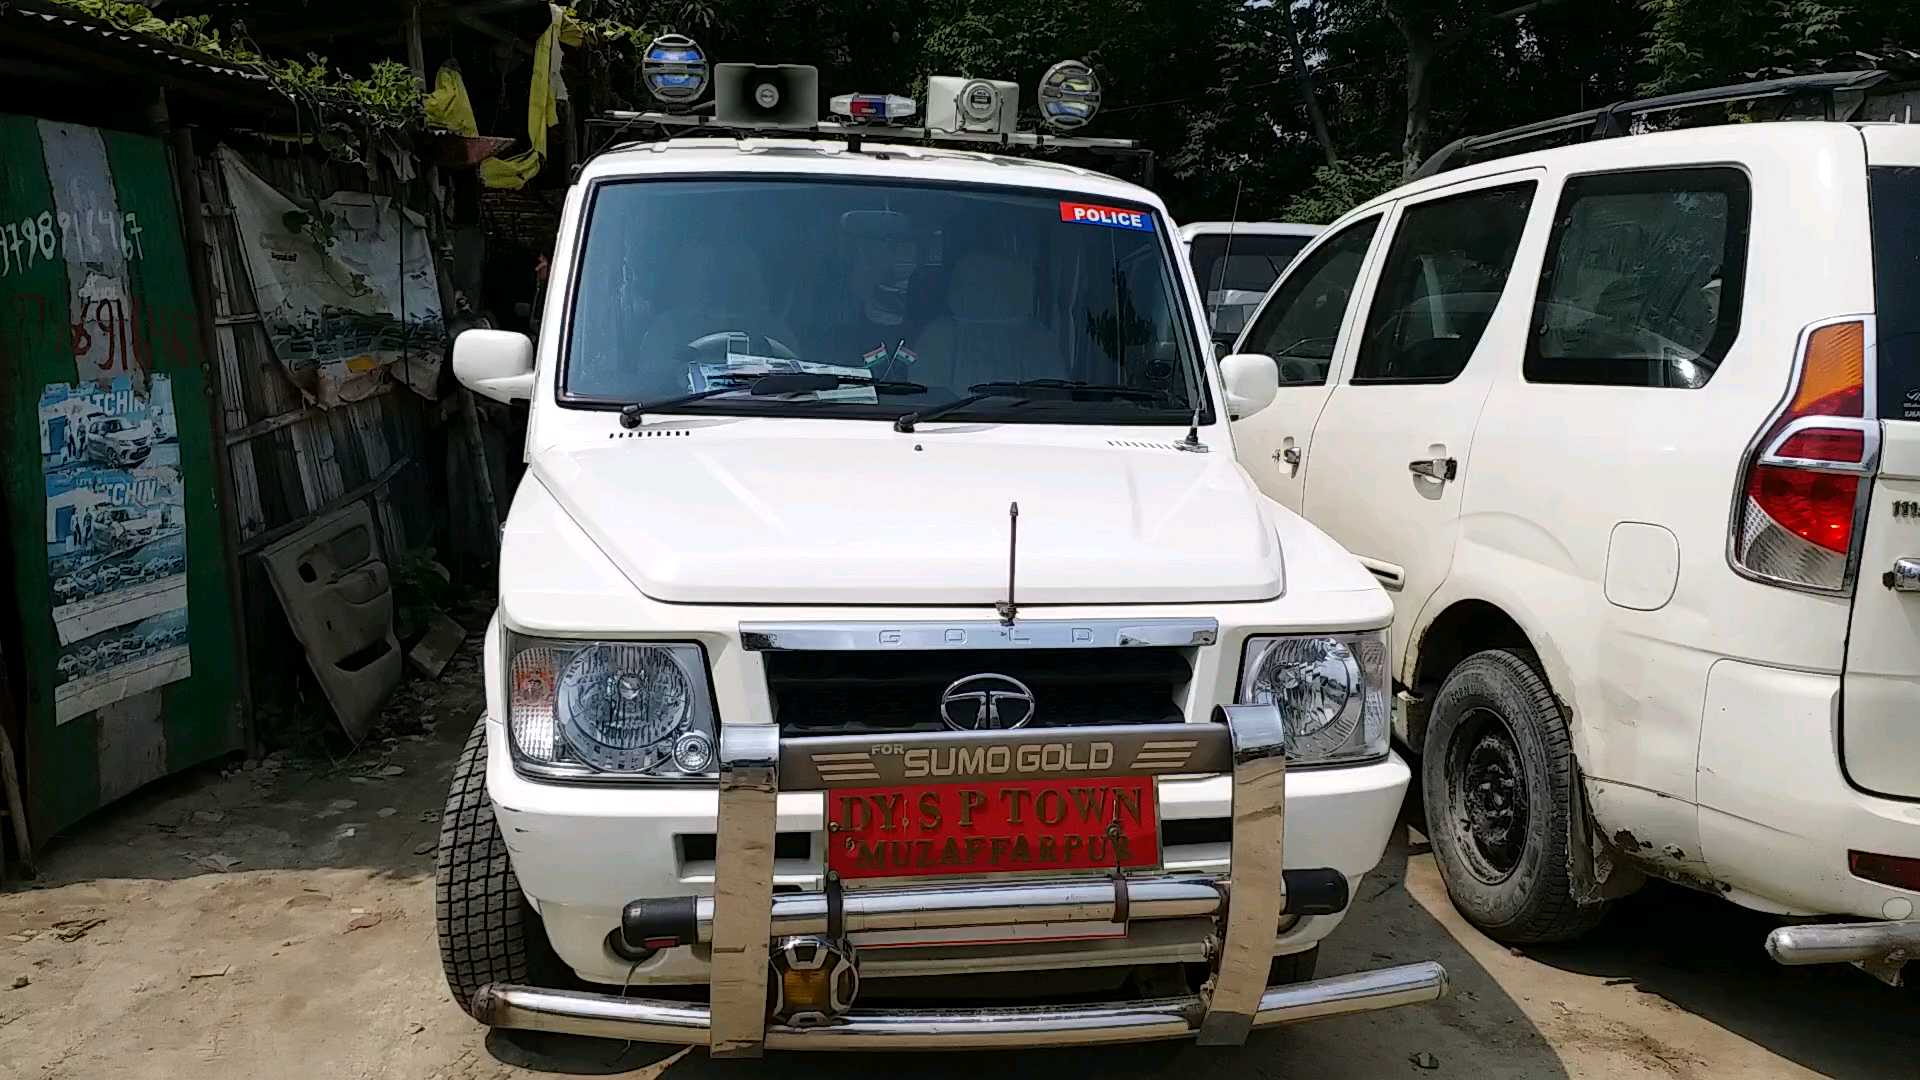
475,705,1449,1053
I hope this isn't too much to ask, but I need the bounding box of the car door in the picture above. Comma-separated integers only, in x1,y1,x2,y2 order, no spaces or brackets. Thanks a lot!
1301,171,1544,668
1844,141,1920,800
1228,215,1385,512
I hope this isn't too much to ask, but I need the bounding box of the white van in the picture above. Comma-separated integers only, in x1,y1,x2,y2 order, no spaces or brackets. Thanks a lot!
1179,221,1321,349
1225,72,1920,982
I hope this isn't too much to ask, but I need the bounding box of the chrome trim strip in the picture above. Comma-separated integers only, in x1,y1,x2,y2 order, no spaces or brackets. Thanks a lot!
1197,703,1289,1045
1766,919,1920,966
472,962,1449,1049
782,723,1233,788
738,618,1219,652
708,725,779,1058
680,875,1230,944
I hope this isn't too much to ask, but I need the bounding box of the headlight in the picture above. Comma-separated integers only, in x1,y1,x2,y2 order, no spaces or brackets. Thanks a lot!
506,634,717,780
1238,630,1389,765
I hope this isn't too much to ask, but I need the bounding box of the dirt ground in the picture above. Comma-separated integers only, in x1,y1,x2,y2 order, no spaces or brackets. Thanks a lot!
2,635,1915,1079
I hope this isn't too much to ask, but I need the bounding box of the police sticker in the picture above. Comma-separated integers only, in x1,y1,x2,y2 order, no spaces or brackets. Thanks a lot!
1059,201,1153,232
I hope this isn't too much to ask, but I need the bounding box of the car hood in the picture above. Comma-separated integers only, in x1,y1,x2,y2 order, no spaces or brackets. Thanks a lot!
527,432,1283,605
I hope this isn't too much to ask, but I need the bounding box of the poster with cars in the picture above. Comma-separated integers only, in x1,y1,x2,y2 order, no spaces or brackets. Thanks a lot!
218,147,444,407
38,375,192,723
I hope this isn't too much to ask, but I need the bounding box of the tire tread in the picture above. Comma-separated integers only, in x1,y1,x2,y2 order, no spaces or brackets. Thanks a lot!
1425,649,1607,944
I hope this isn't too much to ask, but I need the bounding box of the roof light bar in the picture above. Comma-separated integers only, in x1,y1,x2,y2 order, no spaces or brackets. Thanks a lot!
830,93,917,122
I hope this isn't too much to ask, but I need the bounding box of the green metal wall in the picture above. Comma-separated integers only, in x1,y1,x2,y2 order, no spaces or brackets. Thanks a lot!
0,114,241,842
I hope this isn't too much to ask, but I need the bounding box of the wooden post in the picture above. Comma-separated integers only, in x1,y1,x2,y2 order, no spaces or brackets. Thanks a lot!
160,91,256,750
406,2,427,90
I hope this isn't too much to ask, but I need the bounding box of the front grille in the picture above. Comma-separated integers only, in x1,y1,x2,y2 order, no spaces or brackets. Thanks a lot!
763,648,1191,735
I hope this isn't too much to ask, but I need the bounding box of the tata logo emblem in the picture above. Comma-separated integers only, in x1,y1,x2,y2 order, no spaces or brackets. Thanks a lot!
939,673,1036,731
1894,500,1920,520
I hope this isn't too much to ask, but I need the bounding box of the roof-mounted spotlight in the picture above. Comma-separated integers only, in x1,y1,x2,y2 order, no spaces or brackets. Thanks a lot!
1037,60,1101,131
642,33,709,106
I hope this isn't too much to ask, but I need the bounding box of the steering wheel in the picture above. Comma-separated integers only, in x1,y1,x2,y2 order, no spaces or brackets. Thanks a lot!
684,329,800,362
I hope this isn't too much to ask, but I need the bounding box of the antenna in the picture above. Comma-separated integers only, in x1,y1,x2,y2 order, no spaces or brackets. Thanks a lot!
1180,404,1206,453
1207,176,1244,331
996,502,1020,626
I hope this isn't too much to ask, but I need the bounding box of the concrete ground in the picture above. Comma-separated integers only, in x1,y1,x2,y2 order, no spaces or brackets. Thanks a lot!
2,636,1915,1079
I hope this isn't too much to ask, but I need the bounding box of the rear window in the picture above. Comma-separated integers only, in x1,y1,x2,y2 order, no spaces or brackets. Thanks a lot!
1189,233,1314,344
1872,166,1920,420
1527,168,1749,389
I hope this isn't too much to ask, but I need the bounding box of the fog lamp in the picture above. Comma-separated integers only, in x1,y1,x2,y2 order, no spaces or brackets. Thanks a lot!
1038,59,1101,130
642,34,708,105
767,935,859,1028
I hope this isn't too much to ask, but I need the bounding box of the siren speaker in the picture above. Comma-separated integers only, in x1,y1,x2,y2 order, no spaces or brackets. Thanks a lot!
714,64,820,128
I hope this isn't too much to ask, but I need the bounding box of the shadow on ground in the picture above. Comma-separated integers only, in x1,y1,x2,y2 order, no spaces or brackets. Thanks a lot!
1524,881,1919,1080
1399,754,1920,1080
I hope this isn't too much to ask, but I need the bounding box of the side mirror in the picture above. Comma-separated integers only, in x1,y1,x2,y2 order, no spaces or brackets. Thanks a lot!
1219,353,1278,419
453,329,534,403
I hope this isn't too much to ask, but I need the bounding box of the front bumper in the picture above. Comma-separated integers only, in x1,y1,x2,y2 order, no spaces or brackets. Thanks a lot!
475,961,1450,1050
490,722,1412,985
479,706,1444,1054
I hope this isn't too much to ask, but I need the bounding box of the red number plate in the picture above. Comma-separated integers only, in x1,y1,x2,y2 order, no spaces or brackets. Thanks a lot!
824,776,1160,881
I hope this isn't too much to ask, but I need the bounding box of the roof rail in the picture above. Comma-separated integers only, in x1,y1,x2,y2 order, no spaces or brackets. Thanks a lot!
1411,69,1891,180
583,110,1154,183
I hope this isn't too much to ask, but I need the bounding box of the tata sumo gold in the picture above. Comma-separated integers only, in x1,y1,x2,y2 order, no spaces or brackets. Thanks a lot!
434,49,1447,1056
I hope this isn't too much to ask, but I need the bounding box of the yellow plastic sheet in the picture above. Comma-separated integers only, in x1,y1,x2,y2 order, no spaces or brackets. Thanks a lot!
425,62,479,137
478,3,580,190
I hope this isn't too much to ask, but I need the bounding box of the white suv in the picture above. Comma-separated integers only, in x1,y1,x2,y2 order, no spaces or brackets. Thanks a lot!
1226,99,1920,980
435,70,1446,1056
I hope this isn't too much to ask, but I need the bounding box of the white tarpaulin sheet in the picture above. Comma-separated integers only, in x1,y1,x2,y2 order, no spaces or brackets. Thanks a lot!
219,148,443,406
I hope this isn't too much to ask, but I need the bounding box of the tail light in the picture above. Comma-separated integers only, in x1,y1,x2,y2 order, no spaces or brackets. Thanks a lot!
1731,319,1878,593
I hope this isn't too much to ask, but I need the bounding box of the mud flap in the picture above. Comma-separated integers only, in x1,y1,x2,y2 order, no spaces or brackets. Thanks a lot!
1567,769,1645,905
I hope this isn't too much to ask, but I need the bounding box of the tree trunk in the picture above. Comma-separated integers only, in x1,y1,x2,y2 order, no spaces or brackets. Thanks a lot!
1390,5,1437,176
1279,0,1338,165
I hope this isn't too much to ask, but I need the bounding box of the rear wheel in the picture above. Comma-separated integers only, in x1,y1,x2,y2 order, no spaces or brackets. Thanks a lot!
1422,649,1607,944
436,715,559,1018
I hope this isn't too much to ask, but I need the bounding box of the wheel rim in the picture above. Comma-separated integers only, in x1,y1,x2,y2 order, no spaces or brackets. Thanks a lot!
1443,707,1530,885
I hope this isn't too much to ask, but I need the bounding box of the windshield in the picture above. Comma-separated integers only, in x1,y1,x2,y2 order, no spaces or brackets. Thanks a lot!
1189,232,1313,345
563,178,1208,424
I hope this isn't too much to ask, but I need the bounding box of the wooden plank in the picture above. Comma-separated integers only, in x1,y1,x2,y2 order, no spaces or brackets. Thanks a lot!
223,382,395,447
407,612,466,679
237,455,414,556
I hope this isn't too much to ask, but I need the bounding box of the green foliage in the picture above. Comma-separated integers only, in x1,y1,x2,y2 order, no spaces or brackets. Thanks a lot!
48,0,424,165
1279,155,1404,224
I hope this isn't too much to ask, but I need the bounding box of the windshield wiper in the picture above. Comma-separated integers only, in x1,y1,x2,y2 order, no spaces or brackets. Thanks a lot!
620,373,928,429
892,379,1174,433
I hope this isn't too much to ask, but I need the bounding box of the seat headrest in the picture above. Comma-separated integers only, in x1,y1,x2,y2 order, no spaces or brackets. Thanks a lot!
945,253,1034,322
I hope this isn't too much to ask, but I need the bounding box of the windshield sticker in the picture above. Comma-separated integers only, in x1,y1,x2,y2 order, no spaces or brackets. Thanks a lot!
1059,202,1153,232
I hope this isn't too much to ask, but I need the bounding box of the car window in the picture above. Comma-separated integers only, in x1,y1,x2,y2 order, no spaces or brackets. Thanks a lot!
1871,166,1920,420
1353,182,1537,384
563,178,1208,425
1190,232,1315,345
1526,168,1750,389
1238,217,1379,386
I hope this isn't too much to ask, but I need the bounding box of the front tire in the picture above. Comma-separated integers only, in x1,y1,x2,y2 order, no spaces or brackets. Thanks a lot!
1421,649,1606,944
1268,946,1319,985
436,715,558,1018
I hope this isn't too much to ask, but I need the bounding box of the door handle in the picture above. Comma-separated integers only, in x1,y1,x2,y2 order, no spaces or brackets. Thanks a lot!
1409,457,1458,482
1271,445,1303,476
1887,557,1920,592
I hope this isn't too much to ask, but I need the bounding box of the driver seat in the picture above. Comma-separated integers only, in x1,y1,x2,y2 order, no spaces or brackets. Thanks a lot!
914,253,1053,395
